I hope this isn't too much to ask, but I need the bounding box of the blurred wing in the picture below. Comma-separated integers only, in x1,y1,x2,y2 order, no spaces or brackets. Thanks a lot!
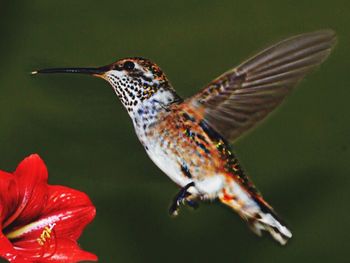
186,30,337,141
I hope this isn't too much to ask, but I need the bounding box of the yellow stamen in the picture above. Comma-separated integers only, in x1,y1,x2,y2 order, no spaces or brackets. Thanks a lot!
37,223,56,246
6,220,56,241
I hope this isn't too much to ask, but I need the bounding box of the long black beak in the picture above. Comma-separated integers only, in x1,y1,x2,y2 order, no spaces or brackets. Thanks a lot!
31,66,110,76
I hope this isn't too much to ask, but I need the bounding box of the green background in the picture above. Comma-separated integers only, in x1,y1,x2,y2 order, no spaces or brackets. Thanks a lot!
0,1,349,262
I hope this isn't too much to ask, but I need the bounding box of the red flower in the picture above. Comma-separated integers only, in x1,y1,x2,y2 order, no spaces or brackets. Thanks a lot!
0,154,97,263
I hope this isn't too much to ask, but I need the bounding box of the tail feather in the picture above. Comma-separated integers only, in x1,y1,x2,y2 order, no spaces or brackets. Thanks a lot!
219,180,292,245
247,211,292,245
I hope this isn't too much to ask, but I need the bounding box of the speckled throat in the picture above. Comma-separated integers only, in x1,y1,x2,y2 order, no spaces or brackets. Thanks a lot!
103,70,182,143
104,61,182,116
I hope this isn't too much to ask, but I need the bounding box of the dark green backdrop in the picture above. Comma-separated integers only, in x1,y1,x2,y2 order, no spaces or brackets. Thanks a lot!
0,1,349,262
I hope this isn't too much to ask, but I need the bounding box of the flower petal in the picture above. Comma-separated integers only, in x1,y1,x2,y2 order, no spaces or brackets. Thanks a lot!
48,238,97,263
0,171,19,225
6,185,95,242
6,211,94,262
43,185,93,215
41,185,96,240
13,238,97,263
9,154,49,227
0,231,15,257
0,232,30,263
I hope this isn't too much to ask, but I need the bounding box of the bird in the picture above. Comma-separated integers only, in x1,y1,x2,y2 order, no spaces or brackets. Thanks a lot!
32,30,336,245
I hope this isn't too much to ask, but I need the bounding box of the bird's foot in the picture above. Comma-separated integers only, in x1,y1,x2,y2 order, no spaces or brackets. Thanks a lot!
169,182,199,216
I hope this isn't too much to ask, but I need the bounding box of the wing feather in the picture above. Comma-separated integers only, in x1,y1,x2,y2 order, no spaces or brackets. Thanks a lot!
186,30,337,141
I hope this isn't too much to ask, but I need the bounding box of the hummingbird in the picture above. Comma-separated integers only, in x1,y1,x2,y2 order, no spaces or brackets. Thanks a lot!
32,30,336,245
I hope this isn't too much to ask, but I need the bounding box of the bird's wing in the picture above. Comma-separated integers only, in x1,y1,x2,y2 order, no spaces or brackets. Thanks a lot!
185,30,337,142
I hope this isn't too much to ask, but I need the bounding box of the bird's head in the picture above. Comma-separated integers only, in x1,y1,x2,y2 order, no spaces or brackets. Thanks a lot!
32,57,179,114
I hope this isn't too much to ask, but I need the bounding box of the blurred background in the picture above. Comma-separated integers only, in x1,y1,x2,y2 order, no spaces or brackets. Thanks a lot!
0,0,349,262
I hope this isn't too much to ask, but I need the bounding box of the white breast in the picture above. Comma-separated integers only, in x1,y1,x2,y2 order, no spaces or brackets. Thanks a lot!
144,137,193,187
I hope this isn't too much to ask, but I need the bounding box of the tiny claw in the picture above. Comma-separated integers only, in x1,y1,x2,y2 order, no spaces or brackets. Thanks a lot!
169,203,179,217
169,182,196,216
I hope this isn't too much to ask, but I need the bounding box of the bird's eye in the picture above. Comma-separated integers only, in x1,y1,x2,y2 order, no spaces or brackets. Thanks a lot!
123,61,135,70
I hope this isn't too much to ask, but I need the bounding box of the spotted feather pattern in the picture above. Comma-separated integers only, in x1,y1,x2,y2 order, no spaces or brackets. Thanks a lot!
103,57,294,244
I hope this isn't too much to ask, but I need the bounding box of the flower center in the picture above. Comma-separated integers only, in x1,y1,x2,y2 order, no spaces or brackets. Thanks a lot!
5,219,56,243
5,221,57,259
36,223,56,246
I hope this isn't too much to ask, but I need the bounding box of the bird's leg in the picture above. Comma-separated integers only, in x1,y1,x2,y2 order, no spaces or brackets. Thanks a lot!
169,182,199,216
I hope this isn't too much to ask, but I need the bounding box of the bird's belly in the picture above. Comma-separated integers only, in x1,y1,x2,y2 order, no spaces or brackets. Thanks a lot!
144,140,193,188
141,137,225,197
